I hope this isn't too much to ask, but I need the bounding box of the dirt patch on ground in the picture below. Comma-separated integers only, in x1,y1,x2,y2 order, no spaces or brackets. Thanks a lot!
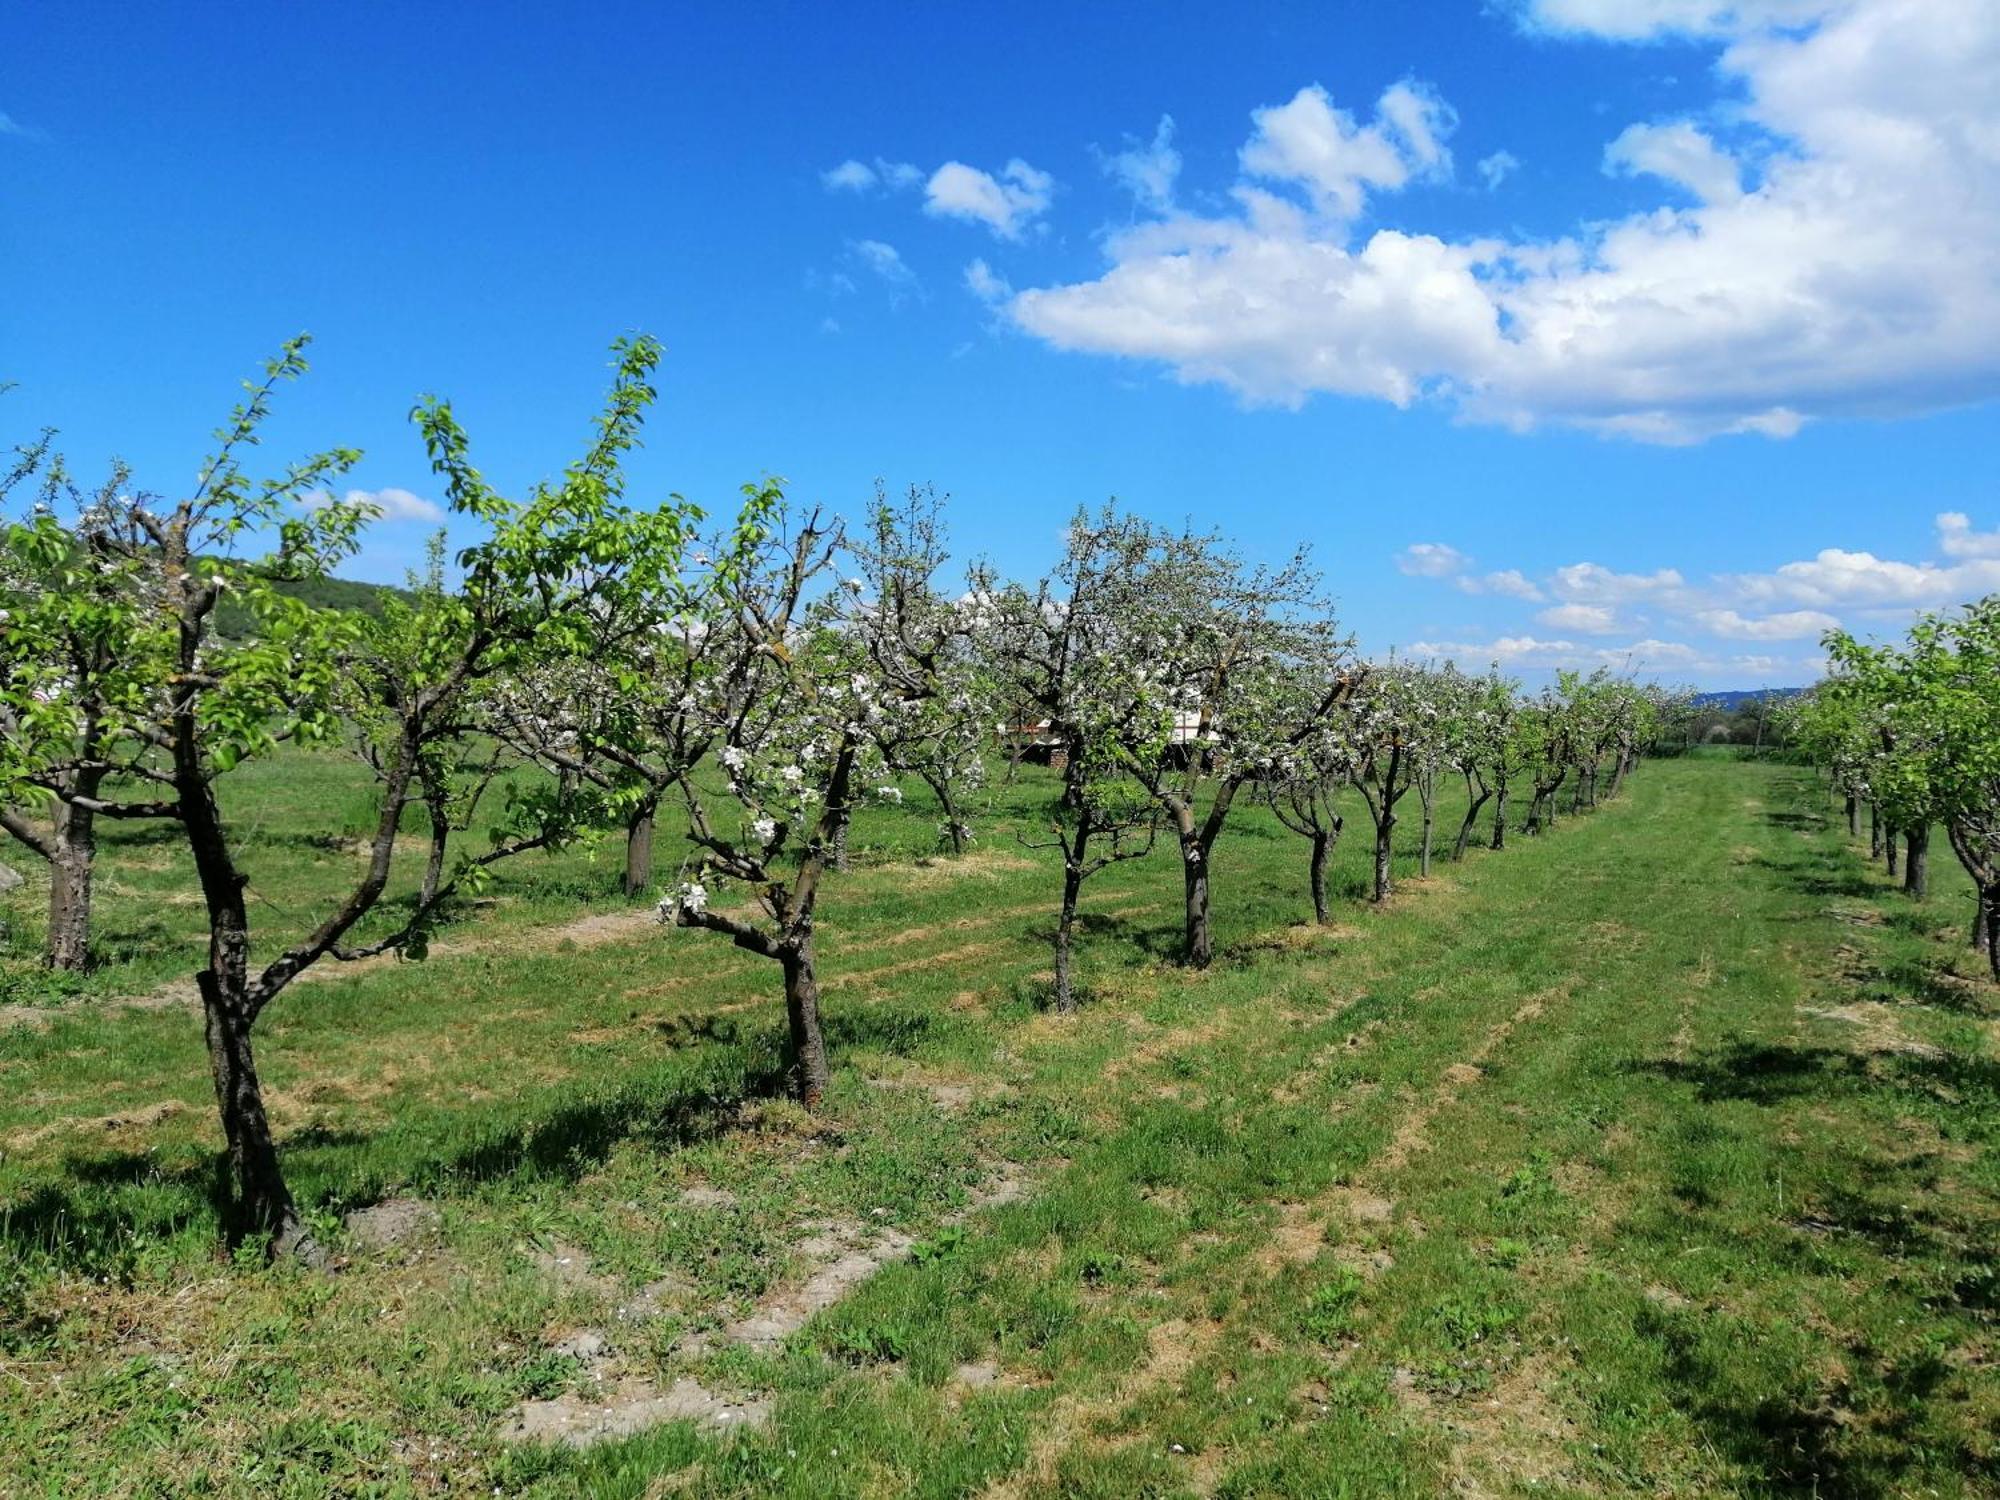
887,849,1035,889
343,1197,441,1252
1397,1351,1583,1498
977,1315,1227,1499
1800,1001,1944,1058
4,1098,187,1153
1255,1202,1325,1273
501,1376,770,1446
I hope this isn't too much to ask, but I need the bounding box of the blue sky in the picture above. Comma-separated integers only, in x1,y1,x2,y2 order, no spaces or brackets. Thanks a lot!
4,0,1997,687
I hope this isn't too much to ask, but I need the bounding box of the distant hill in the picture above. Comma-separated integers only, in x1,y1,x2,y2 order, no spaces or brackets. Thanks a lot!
1693,687,1806,709
213,566,413,637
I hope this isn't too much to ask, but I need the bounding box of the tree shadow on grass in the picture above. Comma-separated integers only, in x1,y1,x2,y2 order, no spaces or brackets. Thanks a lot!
1635,1041,1867,1105
1641,1267,1993,1496
2,1008,941,1277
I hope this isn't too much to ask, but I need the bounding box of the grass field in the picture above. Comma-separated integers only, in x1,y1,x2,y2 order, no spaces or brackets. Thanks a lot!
1,753,1995,1497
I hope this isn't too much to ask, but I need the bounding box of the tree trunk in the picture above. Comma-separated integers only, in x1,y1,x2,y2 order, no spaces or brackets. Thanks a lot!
1454,790,1491,862
780,936,831,1107
927,772,966,856
45,799,96,972
1053,857,1084,1012
1182,840,1213,967
1308,829,1331,925
830,818,850,872
1984,884,2000,983
1885,828,1899,879
420,797,449,908
1972,889,1989,955
623,796,659,896
199,974,307,1257
1490,786,1508,851
1372,813,1395,903
1845,795,1859,839
1903,823,1929,899
1869,804,1882,859
1418,798,1434,878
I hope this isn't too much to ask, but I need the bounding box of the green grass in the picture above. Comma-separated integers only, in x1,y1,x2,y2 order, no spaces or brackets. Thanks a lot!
1,757,1994,1496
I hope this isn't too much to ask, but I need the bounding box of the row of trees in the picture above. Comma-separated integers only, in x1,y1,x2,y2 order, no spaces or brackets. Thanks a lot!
2,342,1686,1257
1790,603,2000,974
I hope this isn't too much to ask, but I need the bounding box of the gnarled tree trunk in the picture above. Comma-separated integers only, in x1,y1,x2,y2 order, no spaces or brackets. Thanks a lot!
1885,828,1900,879
1845,795,1859,839
199,971,306,1256
1372,810,1395,903
46,798,97,972
1182,842,1213,967
1490,785,1508,851
1308,829,1332,925
779,935,831,1107
624,794,659,896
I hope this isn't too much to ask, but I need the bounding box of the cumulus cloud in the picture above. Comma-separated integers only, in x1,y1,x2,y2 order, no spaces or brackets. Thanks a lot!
821,157,924,193
1458,568,1546,601
964,258,1012,303
1537,602,1621,633
1515,0,1831,40
1550,562,1687,604
1396,541,1471,577
1476,150,1520,189
1603,120,1741,203
1398,512,2000,667
1938,510,2000,559
1408,634,1704,669
304,487,443,523
1721,548,2000,610
1239,82,1456,222
924,159,1055,239
1694,607,1840,639
1103,116,1182,212
1005,0,2000,442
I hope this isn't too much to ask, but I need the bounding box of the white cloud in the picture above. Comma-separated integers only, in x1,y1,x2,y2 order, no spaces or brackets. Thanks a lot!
1408,633,1703,669
1538,602,1620,633
1604,120,1741,203
964,258,1012,303
304,487,443,523
1937,510,2000,559
0,111,45,142
1104,116,1182,212
1694,607,1840,639
1551,562,1687,604
823,159,877,192
1240,82,1455,222
1720,548,2000,610
1396,541,1470,577
850,238,916,292
1476,150,1520,189
1006,1,2000,442
822,157,923,193
1456,567,1546,601
1516,0,1832,40
924,159,1055,239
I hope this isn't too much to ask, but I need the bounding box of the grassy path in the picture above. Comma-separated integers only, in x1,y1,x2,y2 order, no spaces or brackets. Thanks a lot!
2,757,1994,1496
